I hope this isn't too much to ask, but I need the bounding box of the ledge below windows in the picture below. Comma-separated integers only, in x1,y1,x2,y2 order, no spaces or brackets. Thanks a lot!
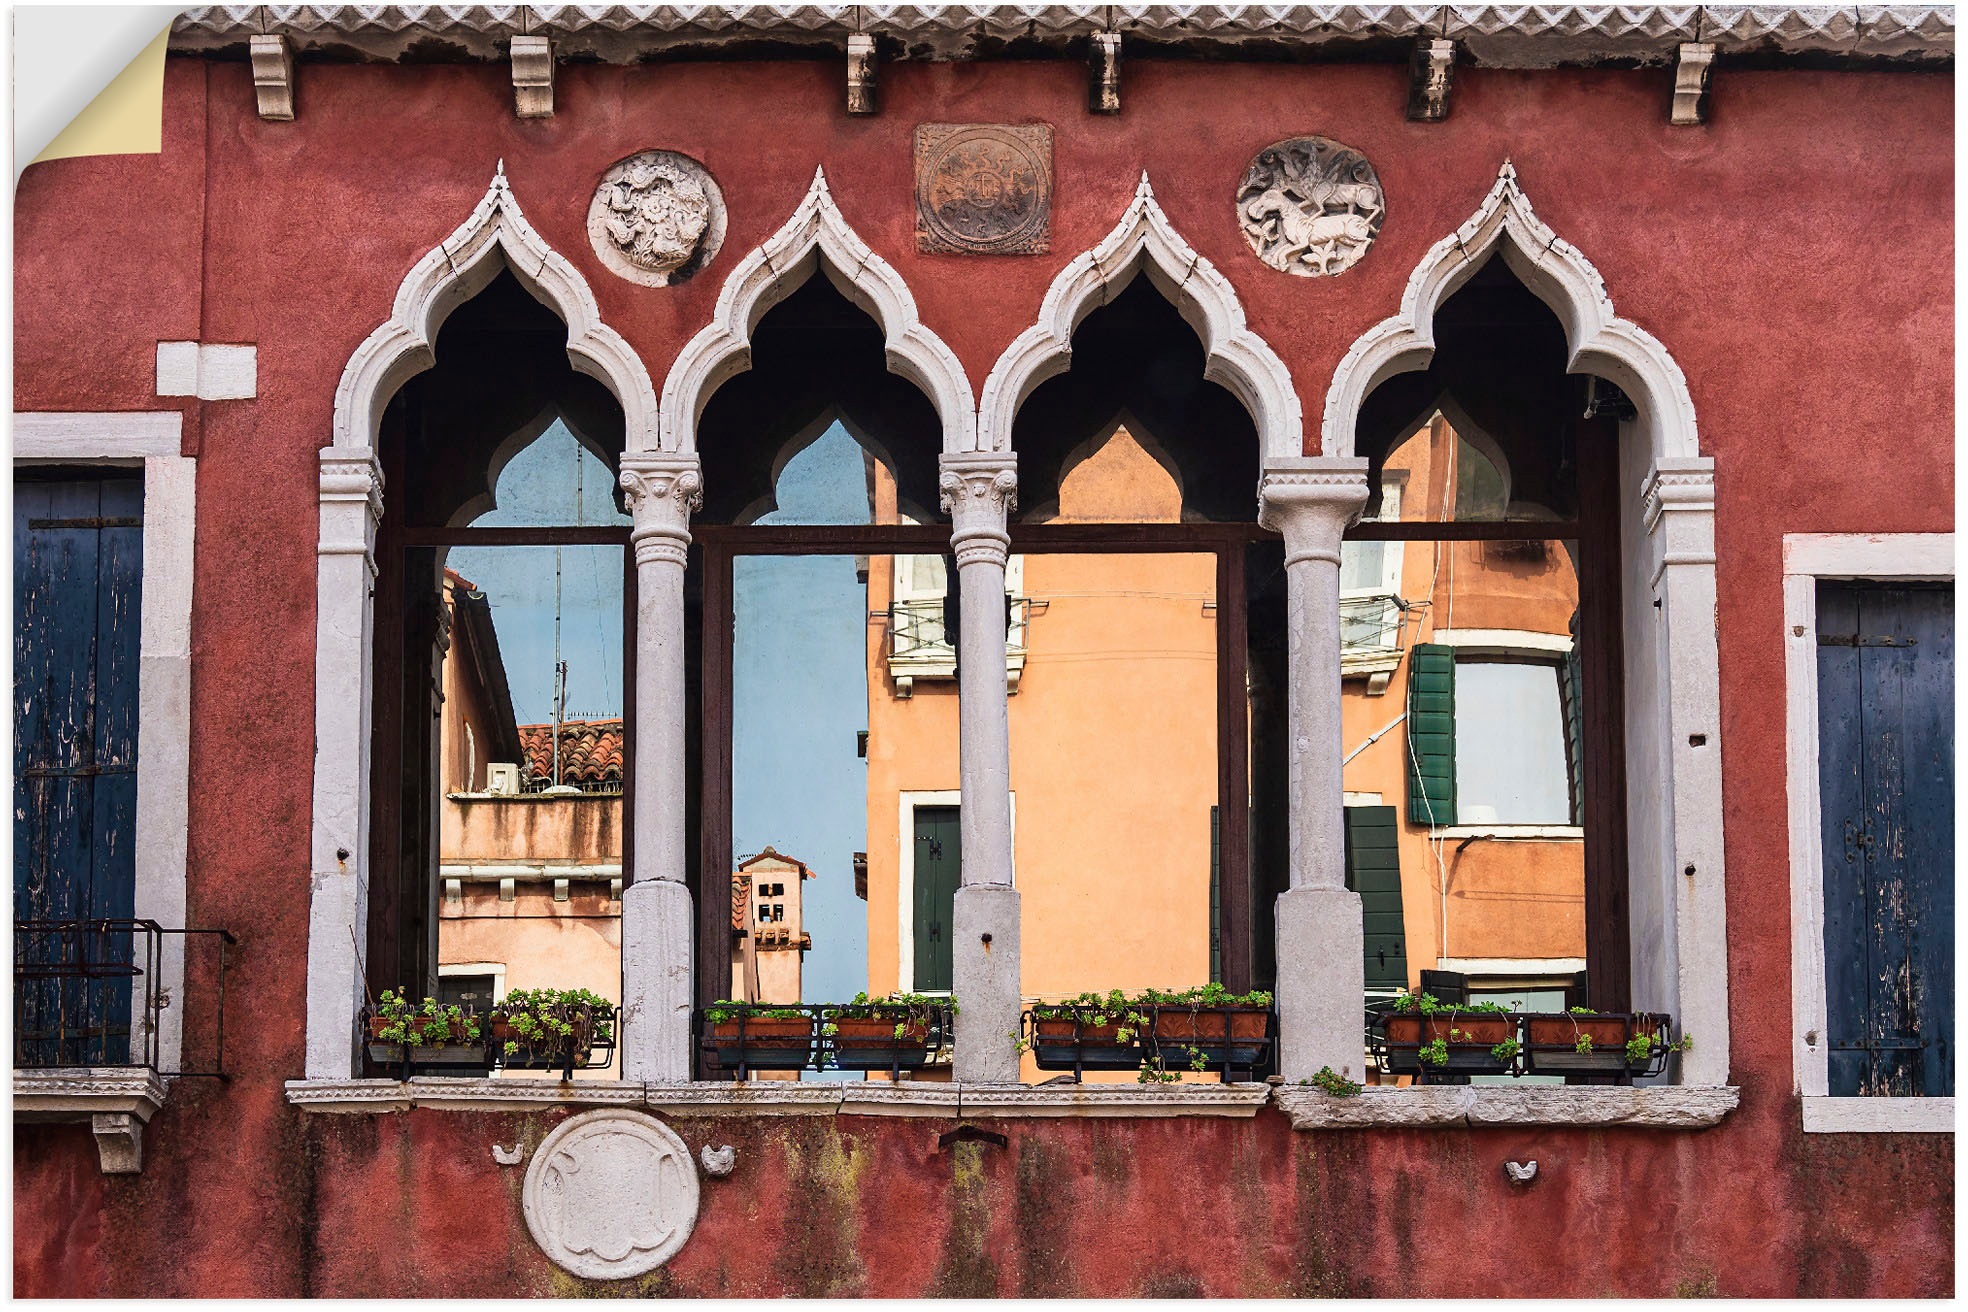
1272,1084,1740,1130
283,1078,1273,1118
284,1078,1742,1128
14,1068,170,1174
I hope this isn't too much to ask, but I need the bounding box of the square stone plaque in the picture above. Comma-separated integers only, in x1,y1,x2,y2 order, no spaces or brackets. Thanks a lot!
914,123,1052,255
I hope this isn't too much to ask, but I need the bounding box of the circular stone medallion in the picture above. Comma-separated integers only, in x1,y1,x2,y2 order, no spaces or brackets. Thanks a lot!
915,124,1051,255
1236,136,1384,278
522,1109,701,1279
587,151,725,287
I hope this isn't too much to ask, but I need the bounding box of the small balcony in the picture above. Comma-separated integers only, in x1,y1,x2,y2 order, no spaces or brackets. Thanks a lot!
13,918,235,1173
1340,593,1407,694
886,595,1031,695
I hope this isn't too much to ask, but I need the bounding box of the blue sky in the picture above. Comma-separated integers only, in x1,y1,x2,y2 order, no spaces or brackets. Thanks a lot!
445,423,628,726
732,424,872,1004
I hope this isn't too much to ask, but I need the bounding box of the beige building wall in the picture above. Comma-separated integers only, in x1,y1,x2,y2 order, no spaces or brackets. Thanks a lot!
1339,413,1586,983
864,427,1219,1082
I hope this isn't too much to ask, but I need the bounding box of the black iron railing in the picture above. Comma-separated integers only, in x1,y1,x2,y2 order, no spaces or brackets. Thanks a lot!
14,918,235,1077
698,1004,956,1081
1368,1009,1677,1085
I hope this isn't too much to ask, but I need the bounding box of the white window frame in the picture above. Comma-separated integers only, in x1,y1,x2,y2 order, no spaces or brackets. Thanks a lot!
1783,532,1954,1134
896,790,1015,994
1429,628,1582,837
15,412,197,1080
437,961,508,1005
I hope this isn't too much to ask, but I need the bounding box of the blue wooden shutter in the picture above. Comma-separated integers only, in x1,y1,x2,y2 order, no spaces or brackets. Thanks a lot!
1406,643,1456,826
1344,805,1406,991
14,473,144,1066
1816,582,1954,1098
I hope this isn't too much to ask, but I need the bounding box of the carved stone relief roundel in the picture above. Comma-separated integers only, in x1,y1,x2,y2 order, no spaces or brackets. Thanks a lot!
915,123,1052,255
1237,136,1384,277
587,151,726,287
522,1110,701,1280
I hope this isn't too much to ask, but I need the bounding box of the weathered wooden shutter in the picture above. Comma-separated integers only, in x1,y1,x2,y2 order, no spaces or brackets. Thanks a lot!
14,473,144,1066
1816,582,1954,1098
1344,805,1406,992
912,805,961,993
1405,643,1456,826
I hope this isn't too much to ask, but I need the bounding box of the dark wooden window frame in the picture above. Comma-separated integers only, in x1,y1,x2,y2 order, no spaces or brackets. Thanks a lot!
695,520,1263,1061
371,522,637,1004
1348,413,1629,1009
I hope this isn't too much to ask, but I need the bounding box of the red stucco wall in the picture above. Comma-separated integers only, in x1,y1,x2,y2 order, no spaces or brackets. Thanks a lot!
11,51,1953,1297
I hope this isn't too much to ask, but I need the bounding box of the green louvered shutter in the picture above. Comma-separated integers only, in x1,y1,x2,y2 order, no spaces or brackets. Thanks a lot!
1344,805,1406,992
1561,626,1585,826
1406,643,1456,826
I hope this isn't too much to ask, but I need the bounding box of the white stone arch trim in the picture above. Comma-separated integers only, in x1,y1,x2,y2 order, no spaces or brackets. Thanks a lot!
1322,161,1698,463
331,162,659,455
978,172,1303,461
660,167,977,455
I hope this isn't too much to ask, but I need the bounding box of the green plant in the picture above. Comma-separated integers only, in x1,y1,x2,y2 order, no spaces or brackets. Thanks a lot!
494,986,613,1058
704,1000,813,1025
1308,1065,1363,1097
1574,1033,1595,1055
1490,1037,1521,1063
1417,1037,1449,1067
1625,1030,1695,1064
371,989,480,1046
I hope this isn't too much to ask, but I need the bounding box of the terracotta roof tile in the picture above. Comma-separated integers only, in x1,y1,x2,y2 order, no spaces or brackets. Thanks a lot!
516,719,623,784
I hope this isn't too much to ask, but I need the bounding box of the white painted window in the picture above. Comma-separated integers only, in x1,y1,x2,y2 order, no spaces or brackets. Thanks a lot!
1454,660,1571,825
1784,532,1955,1134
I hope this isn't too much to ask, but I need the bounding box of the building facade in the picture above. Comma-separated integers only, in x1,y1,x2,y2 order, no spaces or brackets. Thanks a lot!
11,4,1954,1296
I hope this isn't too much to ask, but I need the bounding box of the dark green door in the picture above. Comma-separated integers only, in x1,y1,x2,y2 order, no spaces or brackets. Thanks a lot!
913,806,960,992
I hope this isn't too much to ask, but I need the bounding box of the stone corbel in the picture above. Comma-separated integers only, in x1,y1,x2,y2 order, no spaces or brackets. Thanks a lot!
512,35,555,118
847,33,878,116
1408,38,1456,122
620,455,704,569
318,449,385,573
1670,42,1716,126
1089,32,1122,114
250,34,295,121
92,1113,145,1174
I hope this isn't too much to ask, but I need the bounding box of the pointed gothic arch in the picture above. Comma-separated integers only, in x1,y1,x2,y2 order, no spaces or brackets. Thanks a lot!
1322,161,1699,464
978,173,1303,460
331,163,658,456
659,167,976,455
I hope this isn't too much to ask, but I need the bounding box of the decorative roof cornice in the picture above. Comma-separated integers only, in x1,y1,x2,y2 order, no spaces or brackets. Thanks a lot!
171,5,1952,67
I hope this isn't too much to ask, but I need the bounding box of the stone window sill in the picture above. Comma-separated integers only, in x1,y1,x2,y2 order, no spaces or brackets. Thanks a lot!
284,1078,1742,1128
14,1068,170,1174
283,1077,1272,1118
1272,1084,1740,1129
1801,1095,1953,1134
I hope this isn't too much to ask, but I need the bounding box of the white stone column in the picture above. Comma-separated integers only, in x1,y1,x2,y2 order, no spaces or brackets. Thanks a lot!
940,452,1021,1084
306,448,384,1079
618,453,702,1083
1642,457,1729,1085
1257,456,1369,1081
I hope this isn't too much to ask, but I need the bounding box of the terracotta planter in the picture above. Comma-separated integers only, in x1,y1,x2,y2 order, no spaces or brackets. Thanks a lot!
1381,1013,1517,1077
709,1016,814,1072
364,1014,488,1073
829,1014,935,1070
489,1010,598,1071
1150,1006,1273,1068
1523,1013,1667,1074
1030,1014,1144,1071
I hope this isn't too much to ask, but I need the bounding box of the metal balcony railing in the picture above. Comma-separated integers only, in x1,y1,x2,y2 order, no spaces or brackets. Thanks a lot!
14,919,235,1078
1340,593,1405,656
886,596,1030,686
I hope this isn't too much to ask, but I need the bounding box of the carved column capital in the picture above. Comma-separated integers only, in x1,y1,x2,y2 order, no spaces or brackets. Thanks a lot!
1257,458,1370,567
318,446,385,573
1641,456,1716,531
940,452,1018,568
620,454,704,568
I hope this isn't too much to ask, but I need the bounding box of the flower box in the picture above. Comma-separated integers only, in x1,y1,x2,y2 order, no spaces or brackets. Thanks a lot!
1150,1005,1273,1069
1522,1012,1674,1077
1380,1013,1517,1078
707,1015,816,1072
1028,1013,1145,1071
363,1011,488,1075
828,1014,937,1071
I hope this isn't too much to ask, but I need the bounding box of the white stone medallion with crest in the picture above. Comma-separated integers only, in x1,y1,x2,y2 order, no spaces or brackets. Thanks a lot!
1236,136,1384,278
521,1109,702,1279
587,150,727,287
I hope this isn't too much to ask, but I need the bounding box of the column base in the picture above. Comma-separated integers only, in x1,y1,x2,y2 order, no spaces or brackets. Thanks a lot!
620,879,694,1082
1275,886,1366,1083
951,884,1022,1084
